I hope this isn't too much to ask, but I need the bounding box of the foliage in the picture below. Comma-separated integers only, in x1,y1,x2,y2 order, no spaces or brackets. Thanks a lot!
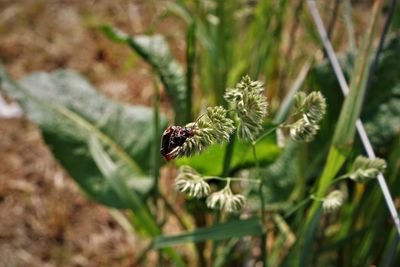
0,67,163,208
1,1,400,266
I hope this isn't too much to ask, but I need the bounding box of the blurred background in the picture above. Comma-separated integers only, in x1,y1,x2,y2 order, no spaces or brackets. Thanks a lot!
0,0,399,266
0,1,178,266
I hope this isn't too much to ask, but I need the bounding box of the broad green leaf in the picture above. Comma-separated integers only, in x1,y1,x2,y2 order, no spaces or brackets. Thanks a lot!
153,217,262,249
88,136,159,235
101,25,189,124
176,132,280,176
0,66,166,208
89,136,185,267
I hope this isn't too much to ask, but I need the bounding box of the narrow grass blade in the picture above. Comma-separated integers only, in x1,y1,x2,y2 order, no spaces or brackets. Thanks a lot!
307,0,400,237
153,217,262,249
297,1,400,265
101,25,188,124
344,0,356,55
185,21,196,122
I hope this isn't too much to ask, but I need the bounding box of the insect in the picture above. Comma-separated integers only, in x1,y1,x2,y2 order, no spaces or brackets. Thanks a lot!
160,125,194,160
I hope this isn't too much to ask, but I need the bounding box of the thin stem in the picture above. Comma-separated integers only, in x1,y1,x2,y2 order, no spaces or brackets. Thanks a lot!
238,125,281,169
253,124,282,145
252,144,267,266
152,79,160,195
310,195,325,202
328,175,349,186
284,197,312,218
225,178,231,188
222,132,236,177
152,79,162,263
203,176,260,184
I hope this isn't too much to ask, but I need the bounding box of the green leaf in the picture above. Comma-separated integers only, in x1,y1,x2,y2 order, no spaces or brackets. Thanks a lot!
101,25,188,124
88,136,159,235
176,132,280,176
332,1,382,150
88,136,185,266
153,217,263,249
0,66,166,208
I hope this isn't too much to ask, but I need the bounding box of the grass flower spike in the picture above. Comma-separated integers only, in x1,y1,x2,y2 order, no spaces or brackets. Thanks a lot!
161,106,234,160
225,75,268,141
322,190,344,213
178,106,234,157
289,115,319,142
295,91,327,123
289,91,327,142
175,166,210,198
348,156,387,182
206,184,246,213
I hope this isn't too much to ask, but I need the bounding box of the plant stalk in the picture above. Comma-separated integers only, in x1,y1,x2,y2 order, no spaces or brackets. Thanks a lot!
252,144,267,266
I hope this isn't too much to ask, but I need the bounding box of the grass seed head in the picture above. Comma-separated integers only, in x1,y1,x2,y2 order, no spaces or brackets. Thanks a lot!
349,156,387,182
175,166,210,198
225,75,268,141
323,190,344,213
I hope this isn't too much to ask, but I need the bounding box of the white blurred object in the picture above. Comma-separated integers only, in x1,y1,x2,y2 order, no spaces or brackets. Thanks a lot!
0,94,22,118
276,128,286,148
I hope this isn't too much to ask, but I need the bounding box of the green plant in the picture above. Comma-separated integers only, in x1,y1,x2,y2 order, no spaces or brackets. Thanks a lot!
1,1,399,266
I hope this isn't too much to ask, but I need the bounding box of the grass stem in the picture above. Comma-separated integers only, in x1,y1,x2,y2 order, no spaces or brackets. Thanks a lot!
252,144,267,266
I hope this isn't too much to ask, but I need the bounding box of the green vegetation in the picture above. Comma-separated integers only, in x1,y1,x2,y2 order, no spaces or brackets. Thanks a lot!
1,1,399,266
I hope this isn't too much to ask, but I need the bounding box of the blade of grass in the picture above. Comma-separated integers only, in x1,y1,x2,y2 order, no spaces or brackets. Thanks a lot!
101,25,188,124
152,78,161,195
153,217,263,249
344,0,356,55
296,1,396,265
152,78,162,264
186,20,196,122
326,0,341,40
307,0,400,237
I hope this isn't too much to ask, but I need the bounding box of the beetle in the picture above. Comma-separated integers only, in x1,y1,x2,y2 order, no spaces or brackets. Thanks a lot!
160,125,194,160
